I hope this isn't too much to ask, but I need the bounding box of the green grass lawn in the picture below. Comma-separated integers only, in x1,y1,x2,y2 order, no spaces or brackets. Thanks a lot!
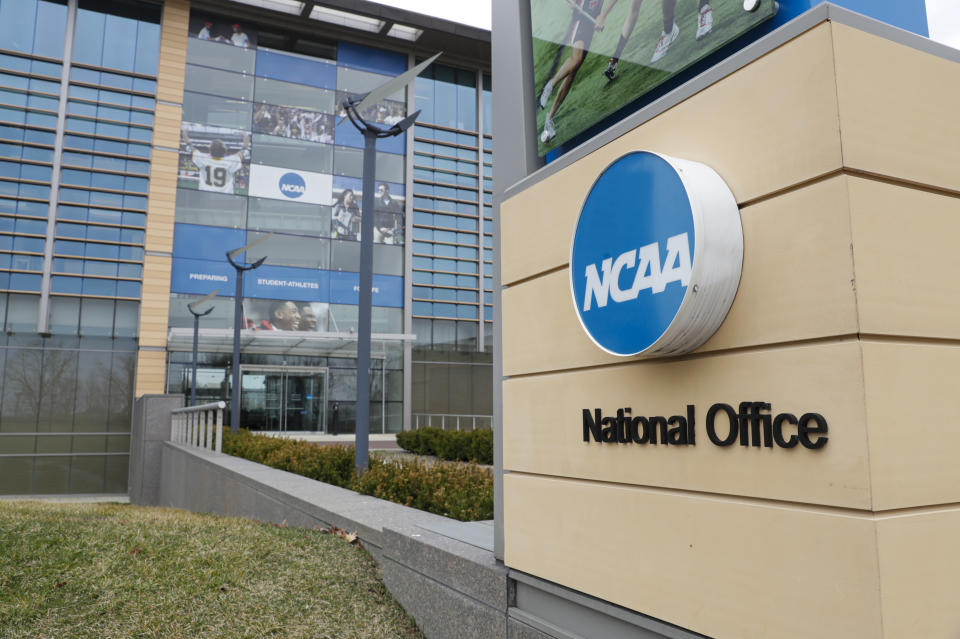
531,0,775,153
0,501,423,639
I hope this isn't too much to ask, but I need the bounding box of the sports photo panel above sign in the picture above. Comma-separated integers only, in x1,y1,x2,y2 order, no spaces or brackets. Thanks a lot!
570,151,742,357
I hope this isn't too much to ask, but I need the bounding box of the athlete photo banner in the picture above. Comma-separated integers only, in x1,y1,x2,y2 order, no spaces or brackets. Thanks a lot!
531,0,777,155
177,122,251,195
248,163,334,206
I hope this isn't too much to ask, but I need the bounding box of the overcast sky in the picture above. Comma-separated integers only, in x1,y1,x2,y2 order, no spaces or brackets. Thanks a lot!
374,1,955,48
926,0,960,49
373,0,491,30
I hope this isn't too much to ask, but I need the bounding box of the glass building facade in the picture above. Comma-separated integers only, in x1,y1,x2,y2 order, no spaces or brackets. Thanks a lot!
0,0,492,494
0,0,159,494
162,17,409,435
410,66,493,428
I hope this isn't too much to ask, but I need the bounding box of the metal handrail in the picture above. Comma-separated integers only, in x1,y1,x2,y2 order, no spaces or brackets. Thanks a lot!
171,401,227,453
412,413,492,432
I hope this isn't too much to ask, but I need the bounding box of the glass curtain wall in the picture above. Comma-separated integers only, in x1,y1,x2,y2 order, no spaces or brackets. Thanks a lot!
0,0,159,494
410,64,493,427
164,15,406,433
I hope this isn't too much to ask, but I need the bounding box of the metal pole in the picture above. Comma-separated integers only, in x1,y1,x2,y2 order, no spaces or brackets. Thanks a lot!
191,312,200,406
231,268,243,434
355,129,377,472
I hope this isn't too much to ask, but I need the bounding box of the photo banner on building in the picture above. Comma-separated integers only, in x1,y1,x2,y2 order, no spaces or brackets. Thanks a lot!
531,0,776,155
245,299,331,332
253,103,335,143
248,163,334,205
332,176,405,244
178,123,251,195
336,90,406,125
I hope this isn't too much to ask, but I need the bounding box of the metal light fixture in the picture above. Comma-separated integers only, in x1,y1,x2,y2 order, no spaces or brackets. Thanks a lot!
225,233,273,433
341,52,441,473
187,289,218,407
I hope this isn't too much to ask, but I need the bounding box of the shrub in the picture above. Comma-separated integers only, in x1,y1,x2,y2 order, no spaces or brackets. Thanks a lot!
222,430,493,522
471,428,494,465
223,430,354,487
356,456,493,522
396,427,493,464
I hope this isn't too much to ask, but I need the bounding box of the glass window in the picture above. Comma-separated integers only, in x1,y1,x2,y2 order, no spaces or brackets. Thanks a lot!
0,0,41,57
73,8,106,67
14,236,44,252
432,287,455,301
15,218,45,235
412,301,432,316
247,197,331,237
184,65,253,101
85,242,119,259
0,53,30,74
0,106,26,126
182,91,252,130
373,307,402,334
48,296,80,334
82,276,116,296
9,272,42,291
373,244,403,276
414,76,434,125
53,257,83,273
256,49,336,90
187,37,256,74
482,76,492,136
336,67,403,101
116,280,139,298
333,145,362,178
330,238,359,271
245,232,330,269
101,13,139,72
253,77,335,113
0,89,28,108
250,134,332,173
134,18,160,76
114,300,138,337
174,188,247,228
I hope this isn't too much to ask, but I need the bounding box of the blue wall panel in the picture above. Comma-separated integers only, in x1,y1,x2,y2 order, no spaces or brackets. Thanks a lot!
329,271,403,308
337,41,406,76
173,223,245,263
243,263,330,303
256,49,337,89
170,257,235,295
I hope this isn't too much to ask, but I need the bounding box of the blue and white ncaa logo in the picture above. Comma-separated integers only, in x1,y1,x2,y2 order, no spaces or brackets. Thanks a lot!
570,151,743,358
278,172,306,199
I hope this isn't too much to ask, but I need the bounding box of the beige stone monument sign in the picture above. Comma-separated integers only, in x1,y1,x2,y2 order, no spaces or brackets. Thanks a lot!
500,16,960,639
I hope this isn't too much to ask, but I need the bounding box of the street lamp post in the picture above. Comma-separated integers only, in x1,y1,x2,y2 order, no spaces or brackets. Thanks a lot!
340,53,441,473
225,234,272,434
187,289,218,407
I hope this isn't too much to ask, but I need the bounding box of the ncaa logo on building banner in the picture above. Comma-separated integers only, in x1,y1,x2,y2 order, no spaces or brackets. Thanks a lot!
278,172,306,198
569,151,743,358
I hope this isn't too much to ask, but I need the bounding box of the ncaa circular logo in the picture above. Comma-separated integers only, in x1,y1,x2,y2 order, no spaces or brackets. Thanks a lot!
569,151,743,358
278,172,306,199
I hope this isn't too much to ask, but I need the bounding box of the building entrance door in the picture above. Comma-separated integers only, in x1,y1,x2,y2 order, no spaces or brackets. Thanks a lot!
239,366,326,432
